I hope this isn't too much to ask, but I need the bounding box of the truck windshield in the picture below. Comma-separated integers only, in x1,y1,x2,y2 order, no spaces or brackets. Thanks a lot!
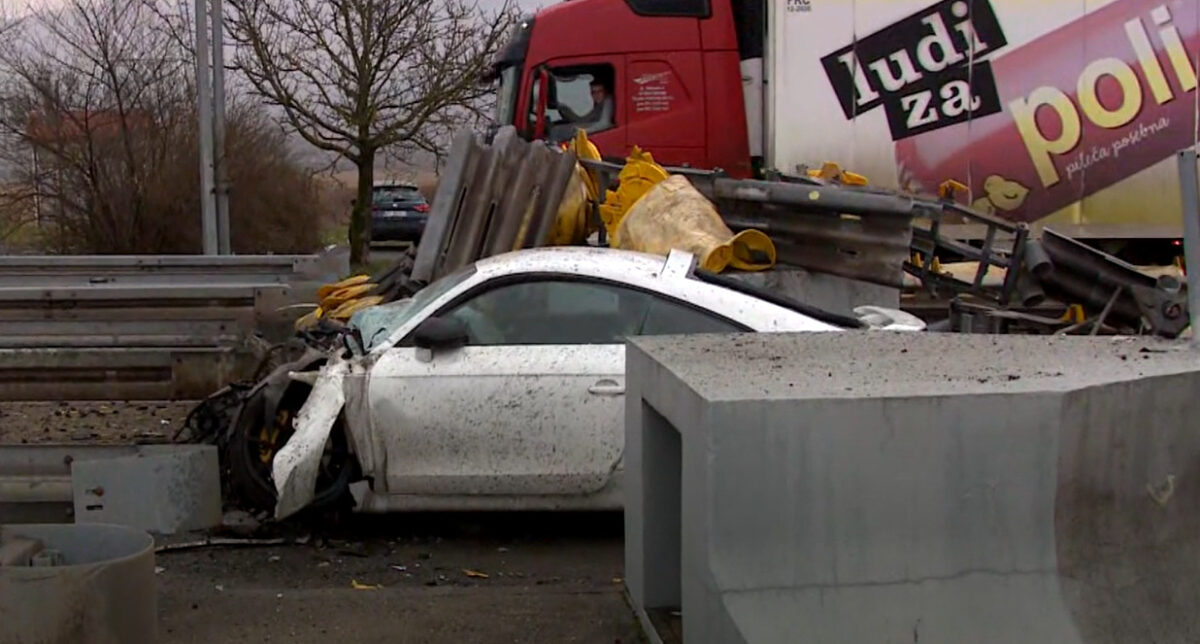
493,66,521,126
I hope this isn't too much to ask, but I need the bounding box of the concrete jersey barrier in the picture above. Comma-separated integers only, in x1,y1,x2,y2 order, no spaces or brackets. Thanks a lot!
624,332,1200,644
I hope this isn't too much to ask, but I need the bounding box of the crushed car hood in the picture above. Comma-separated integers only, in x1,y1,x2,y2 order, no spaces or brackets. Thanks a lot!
272,359,348,520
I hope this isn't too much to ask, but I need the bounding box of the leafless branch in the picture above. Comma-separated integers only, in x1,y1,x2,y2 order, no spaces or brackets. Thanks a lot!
225,0,517,262
0,0,329,254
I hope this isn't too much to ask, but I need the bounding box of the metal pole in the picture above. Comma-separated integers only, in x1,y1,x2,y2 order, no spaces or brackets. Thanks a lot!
194,0,217,255
31,147,41,228
1176,148,1200,346
210,0,231,254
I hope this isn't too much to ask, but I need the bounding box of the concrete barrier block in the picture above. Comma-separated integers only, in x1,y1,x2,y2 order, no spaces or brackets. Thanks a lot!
625,332,1200,644
71,445,221,535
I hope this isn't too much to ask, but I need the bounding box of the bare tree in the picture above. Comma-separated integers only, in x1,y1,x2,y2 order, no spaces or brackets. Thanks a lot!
0,0,327,254
226,0,517,264
0,0,19,33
0,0,193,251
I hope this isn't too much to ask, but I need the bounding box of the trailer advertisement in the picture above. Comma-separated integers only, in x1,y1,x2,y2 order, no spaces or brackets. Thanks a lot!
788,0,1200,236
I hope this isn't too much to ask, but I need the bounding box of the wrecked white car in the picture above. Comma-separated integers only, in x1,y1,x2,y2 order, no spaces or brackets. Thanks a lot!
227,247,923,519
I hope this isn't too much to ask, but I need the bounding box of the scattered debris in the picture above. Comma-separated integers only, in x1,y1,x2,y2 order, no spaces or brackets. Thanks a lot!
351,579,383,590
214,584,224,592
336,542,369,558
220,510,262,537
155,566,166,574
317,561,331,568
391,565,407,572
1147,475,1176,507
156,537,286,553
268,555,281,563
463,569,489,579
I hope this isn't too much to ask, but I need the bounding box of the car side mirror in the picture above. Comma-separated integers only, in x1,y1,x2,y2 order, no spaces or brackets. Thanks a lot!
412,316,468,352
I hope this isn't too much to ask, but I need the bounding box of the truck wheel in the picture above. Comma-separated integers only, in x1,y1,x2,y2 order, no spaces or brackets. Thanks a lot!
227,376,358,515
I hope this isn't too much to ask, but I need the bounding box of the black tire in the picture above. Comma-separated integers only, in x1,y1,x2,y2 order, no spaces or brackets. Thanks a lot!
226,376,358,514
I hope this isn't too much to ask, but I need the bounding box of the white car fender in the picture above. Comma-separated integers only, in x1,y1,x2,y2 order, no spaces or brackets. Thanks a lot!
272,358,349,520
854,305,927,332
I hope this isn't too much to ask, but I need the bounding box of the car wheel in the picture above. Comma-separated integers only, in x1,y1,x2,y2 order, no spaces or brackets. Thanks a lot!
227,375,358,514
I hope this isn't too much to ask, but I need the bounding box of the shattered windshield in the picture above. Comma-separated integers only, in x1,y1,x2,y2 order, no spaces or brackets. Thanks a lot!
351,262,479,350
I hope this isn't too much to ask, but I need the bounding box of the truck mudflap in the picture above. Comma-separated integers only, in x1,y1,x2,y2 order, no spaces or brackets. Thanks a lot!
272,358,348,520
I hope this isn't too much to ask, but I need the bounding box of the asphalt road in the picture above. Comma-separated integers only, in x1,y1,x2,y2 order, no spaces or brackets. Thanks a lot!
368,242,414,268
156,513,640,644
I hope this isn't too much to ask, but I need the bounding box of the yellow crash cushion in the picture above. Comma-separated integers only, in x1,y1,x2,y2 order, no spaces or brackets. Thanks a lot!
319,282,376,311
599,147,669,246
326,295,386,321
294,306,322,331
316,274,370,300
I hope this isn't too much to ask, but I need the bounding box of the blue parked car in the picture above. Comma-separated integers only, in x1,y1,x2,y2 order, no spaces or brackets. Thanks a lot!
370,182,429,244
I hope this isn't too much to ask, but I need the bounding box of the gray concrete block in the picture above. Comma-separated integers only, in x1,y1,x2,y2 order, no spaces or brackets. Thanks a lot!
625,333,1200,644
71,444,221,535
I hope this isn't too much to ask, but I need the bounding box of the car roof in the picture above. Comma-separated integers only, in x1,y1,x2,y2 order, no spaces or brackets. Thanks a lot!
471,246,675,282
466,246,865,330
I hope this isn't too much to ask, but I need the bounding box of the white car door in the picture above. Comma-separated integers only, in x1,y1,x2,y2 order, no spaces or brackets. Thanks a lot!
365,276,746,498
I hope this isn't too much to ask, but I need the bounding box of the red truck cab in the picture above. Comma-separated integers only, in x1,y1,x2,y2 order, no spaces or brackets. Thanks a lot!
486,0,758,178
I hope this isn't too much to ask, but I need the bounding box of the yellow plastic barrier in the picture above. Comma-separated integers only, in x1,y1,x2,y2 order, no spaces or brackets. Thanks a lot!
326,295,385,321
316,274,370,300
615,174,776,273
599,147,669,245
295,274,380,331
548,130,605,246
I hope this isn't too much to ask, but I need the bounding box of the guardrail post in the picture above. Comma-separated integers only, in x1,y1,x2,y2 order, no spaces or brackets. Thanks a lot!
1176,149,1200,346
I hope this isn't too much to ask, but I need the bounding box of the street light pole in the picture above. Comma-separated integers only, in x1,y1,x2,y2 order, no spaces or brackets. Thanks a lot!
194,0,217,255
210,0,231,254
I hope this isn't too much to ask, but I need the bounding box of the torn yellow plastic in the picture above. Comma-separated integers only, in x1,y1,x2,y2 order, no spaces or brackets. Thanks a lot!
549,163,592,246
569,129,602,201
806,161,868,186
294,307,322,331
1060,304,1087,324
326,295,385,321
548,129,604,246
316,274,370,300
319,282,375,311
600,146,669,246
616,174,775,272
296,275,380,331
938,179,969,201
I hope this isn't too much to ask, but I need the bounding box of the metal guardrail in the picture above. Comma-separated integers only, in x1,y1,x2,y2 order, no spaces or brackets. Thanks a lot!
0,252,347,401
0,253,340,287
0,444,144,523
